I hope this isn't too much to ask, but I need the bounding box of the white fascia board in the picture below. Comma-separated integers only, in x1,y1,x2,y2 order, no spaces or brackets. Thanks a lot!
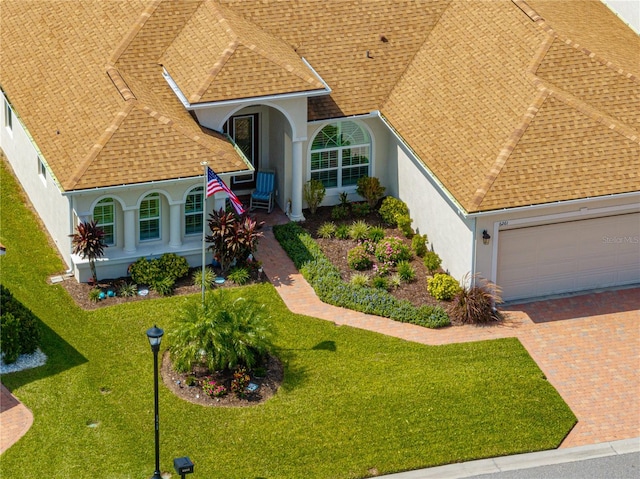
376,110,469,218
61,168,250,198
467,190,640,219
308,111,379,125
163,58,331,111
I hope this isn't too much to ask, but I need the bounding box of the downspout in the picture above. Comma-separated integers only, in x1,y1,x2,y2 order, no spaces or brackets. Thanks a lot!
470,217,477,287
66,195,75,275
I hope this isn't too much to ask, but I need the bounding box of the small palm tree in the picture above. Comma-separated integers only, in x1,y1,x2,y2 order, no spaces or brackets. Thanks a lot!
70,221,106,283
169,289,272,373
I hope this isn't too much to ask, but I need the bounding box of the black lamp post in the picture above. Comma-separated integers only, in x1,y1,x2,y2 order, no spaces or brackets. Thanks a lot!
146,325,164,479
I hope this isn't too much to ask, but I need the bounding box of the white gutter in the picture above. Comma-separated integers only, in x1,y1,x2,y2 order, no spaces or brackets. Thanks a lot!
466,190,640,218
308,111,379,125
375,110,469,216
61,169,249,197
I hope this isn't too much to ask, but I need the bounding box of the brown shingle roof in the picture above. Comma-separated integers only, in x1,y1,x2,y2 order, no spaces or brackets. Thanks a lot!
161,1,325,104
0,0,250,193
1,0,637,210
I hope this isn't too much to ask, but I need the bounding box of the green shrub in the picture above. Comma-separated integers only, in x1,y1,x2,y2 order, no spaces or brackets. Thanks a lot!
338,191,349,207
349,273,370,288
347,244,373,270
193,267,215,290
367,226,385,243
117,281,137,297
411,233,428,257
423,251,443,275
348,220,370,241
397,260,416,282
128,257,160,286
317,222,337,239
228,266,250,285
331,205,349,220
356,176,385,208
397,214,414,238
152,276,175,297
272,222,450,328
372,275,389,290
303,179,326,214
88,288,102,302
374,237,413,265
379,196,409,226
388,274,402,289
427,273,461,301
0,285,41,363
351,202,371,217
450,274,504,324
0,312,20,364
157,253,190,281
335,224,349,239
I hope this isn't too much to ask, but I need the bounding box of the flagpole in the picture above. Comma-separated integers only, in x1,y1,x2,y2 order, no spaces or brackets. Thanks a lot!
200,161,208,304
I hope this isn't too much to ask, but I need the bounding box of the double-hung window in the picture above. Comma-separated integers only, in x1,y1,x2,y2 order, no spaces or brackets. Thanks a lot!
310,121,371,188
185,187,204,235
94,198,115,245
140,193,160,241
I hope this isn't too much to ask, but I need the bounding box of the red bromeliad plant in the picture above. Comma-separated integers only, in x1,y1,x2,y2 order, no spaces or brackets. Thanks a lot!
206,209,264,274
69,220,106,283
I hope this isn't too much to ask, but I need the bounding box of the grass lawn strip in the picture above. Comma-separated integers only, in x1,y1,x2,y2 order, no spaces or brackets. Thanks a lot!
0,159,576,478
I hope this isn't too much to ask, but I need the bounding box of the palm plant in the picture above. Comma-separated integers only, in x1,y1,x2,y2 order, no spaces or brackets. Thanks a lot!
69,221,106,282
169,289,272,373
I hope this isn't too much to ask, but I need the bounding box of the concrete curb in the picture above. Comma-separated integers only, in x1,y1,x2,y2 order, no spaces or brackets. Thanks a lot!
379,438,640,478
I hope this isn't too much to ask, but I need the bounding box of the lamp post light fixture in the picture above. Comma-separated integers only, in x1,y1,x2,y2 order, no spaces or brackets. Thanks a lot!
146,325,164,479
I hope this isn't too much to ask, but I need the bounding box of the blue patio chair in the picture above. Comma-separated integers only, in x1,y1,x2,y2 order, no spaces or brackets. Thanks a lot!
250,170,275,213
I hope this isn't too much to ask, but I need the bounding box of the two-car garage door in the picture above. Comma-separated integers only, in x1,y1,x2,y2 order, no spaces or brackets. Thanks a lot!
497,213,640,301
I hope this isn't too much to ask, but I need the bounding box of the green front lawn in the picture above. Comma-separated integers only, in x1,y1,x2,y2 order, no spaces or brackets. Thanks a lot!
0,159,575,479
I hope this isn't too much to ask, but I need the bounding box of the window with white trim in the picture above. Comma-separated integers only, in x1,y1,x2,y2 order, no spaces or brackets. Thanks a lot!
4,99,12,131
38,156,46,182
139,193,160,241
310,120,371,188
185,187,204,235
94,198,115,246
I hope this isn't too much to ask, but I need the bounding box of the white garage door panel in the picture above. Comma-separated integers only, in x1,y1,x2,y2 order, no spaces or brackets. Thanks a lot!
497,213,640,301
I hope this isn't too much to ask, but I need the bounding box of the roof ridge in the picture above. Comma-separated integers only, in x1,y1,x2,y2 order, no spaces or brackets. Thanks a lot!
205,1,323,91
380,0,453,107
107,0,162,66
63,102,137,190
470,90,549,210
106,67,136,101
517,0,639,81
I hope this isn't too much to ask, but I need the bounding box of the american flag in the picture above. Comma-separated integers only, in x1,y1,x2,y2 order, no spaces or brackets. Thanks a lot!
206,167,245,215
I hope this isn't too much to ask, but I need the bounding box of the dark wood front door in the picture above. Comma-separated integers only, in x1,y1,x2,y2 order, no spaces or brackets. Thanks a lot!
225,113,259,189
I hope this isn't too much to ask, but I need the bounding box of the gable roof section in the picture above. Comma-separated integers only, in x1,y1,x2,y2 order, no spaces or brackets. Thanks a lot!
380,0,639,213
160,0,325,104
0,0,250,193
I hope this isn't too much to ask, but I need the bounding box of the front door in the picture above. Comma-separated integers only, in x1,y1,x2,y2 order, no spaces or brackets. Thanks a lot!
225,114,259,189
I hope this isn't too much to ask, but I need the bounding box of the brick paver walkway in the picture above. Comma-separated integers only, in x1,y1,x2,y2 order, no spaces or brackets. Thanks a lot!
0,383,33,454
1,208,638,454
255,209,640,448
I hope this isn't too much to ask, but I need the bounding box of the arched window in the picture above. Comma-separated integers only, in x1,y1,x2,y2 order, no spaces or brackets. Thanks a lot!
140,193,161,241
310,121,371,188
185,187,204,235
94,198,115,245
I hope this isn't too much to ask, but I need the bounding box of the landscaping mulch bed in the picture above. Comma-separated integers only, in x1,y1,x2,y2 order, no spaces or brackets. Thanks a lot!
56,267,267,311
297,205,449,311
161,352,283,408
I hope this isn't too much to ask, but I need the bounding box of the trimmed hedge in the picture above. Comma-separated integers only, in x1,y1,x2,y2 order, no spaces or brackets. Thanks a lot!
0,284,41,363
273,223,450,328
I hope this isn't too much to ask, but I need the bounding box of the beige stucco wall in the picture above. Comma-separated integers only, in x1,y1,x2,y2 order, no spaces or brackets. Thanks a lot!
472,194,640,287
